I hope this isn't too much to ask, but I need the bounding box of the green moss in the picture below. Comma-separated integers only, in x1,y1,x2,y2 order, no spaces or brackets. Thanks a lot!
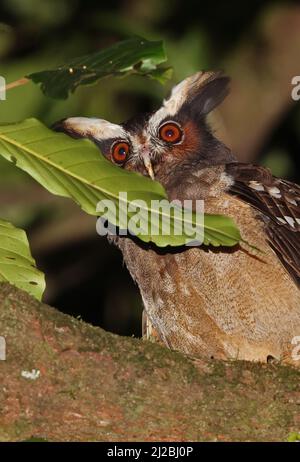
1,282,300,442
287,432,300,442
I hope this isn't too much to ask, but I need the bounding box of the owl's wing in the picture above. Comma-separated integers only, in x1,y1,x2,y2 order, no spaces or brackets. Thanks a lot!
225,162,300,286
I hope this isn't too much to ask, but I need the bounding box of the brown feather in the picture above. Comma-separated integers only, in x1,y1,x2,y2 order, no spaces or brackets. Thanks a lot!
226,162,300,285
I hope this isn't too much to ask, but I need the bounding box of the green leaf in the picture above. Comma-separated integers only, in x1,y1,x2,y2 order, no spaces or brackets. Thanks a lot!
0,118,242,248
0,219,45,300
27,37,170,99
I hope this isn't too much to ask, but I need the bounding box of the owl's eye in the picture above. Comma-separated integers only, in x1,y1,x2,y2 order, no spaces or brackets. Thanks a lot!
159,122,182,144
111,141,130,164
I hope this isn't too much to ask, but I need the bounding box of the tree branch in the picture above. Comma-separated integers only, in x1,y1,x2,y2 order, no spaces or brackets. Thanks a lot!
0,282,299,442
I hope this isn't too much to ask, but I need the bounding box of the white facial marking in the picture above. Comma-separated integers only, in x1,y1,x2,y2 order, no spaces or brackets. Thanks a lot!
284,216,295,227
64,117,127,141
249,181,265,191
276,217,286,224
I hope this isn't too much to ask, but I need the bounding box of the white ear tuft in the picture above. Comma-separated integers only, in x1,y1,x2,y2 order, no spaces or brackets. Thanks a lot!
163,72,213,115
62,117,127,140
148,71,229,130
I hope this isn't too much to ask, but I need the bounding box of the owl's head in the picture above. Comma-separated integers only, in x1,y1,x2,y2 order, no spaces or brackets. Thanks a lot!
54,71,234,185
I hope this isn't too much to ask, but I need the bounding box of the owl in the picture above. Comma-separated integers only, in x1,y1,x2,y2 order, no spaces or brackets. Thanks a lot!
54,71,300,366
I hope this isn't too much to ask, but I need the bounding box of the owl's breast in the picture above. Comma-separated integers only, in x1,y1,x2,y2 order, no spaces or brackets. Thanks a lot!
113,189,300,364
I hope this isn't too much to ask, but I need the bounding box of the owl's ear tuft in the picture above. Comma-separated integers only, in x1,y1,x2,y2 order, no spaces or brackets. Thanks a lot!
191,71,230,116
52,118,85,139
52,117,99,139
164,71,230,119
52,117,127,142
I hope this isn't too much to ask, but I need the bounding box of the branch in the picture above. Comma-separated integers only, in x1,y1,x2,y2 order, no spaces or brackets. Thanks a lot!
0,282,299,442
5,78,30,91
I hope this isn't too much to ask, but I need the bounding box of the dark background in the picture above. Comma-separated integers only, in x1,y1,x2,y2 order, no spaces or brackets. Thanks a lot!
0,0,300,337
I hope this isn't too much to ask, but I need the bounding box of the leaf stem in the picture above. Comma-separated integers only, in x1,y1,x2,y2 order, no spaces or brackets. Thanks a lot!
5,77,30,91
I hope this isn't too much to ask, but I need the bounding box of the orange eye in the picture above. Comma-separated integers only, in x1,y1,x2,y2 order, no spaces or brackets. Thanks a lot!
111,141,130,164
159,122,182,143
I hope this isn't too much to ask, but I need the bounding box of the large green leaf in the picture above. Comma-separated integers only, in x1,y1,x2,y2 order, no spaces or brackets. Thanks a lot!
0,219,45,300
27,37,172,99
0,118,242,248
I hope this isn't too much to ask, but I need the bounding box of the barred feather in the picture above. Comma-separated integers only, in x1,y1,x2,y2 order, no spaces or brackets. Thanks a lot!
226,163,300,285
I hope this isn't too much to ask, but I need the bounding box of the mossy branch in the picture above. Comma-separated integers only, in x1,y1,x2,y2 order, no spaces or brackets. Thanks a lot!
0,282,299,442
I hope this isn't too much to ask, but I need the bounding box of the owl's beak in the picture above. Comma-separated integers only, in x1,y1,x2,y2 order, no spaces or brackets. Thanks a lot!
142,151,155,180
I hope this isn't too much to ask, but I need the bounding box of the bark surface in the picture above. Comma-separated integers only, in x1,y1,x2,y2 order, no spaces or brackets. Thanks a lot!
0,283,299,442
